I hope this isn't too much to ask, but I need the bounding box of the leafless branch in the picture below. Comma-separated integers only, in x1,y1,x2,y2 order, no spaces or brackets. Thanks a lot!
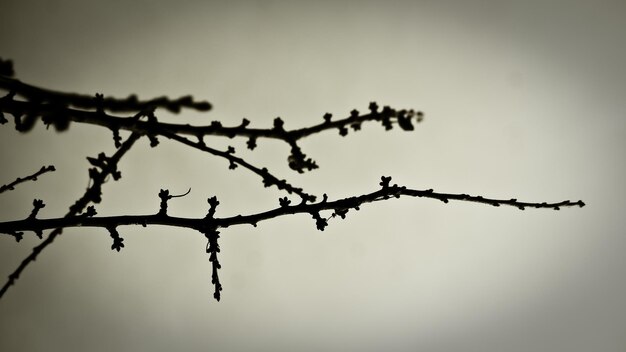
0,132,141,299
0,58,584,302
0,165,55,194
0,75,211,113
0,176,586,237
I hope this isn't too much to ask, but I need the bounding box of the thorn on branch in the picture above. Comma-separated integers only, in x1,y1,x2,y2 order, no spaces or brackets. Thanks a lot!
323,113,332,124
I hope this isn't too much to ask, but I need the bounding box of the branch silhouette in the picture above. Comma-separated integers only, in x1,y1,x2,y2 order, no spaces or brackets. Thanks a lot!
0,177,585,236
0,58,585,301
0,132,141,299
0,75,212,113
0,165,55,194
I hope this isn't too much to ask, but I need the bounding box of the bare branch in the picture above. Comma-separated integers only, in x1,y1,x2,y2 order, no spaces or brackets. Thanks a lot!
0,132,141,299
0,176,584,300
0,177,585,237
158,131,317,202
0,61,584,303
0,76,211,113
0,94,421,148
0,165,56,194
0,58,13,77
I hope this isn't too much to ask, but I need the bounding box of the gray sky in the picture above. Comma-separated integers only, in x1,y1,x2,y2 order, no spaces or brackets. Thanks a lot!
1,0,625,351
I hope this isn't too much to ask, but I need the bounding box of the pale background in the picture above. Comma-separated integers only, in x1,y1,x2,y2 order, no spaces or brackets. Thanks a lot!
1,0,624,351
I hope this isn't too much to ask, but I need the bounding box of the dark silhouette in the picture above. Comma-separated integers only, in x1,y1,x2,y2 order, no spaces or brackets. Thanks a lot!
0,58,584,301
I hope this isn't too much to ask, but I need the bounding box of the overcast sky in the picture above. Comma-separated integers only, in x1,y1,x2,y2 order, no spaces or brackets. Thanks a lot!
1,1,625,351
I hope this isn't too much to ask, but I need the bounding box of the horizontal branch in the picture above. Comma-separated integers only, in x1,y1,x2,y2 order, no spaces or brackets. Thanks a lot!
0,96,422,145
0,178,585,236
0,76,211,113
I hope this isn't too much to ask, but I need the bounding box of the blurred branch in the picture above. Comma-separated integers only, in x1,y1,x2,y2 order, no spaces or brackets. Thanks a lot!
0,92,422,173
0,76,211,113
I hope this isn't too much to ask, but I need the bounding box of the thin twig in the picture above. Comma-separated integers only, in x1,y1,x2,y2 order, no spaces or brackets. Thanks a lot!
0,165,56,194
158,131,317,202
0,132,141,299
